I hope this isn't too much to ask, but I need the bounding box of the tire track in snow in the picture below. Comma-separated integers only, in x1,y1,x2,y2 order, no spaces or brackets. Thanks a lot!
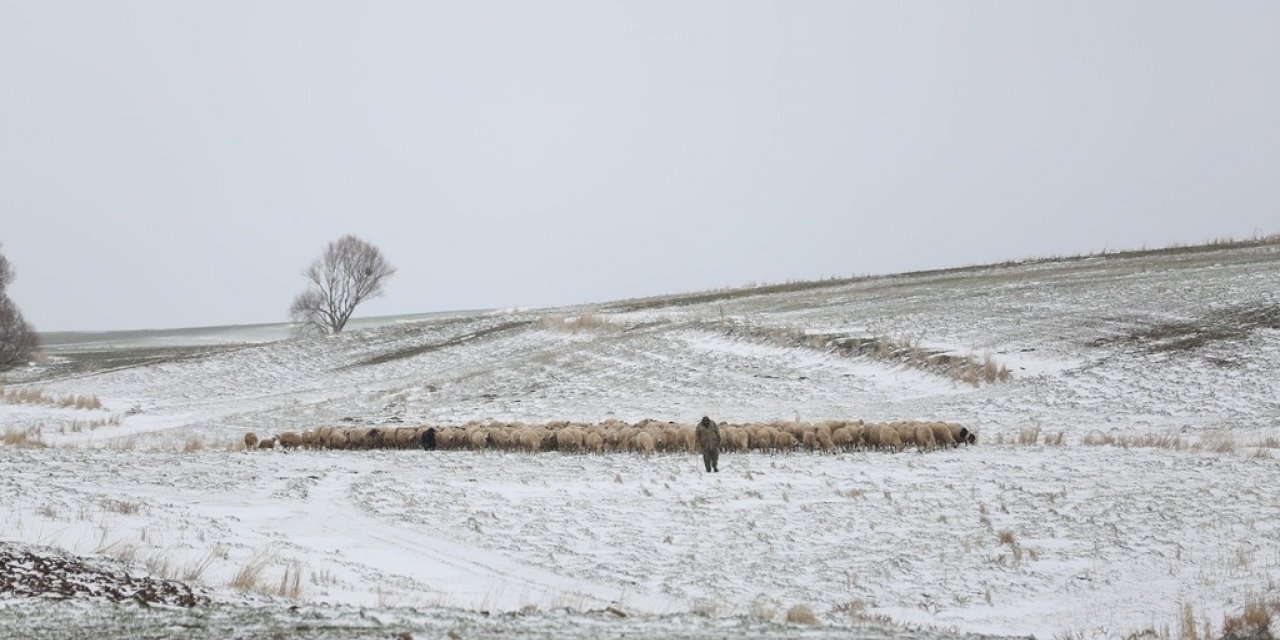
262,467,681,613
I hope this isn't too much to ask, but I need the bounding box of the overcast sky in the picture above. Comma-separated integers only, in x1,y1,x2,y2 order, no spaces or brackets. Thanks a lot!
2,2,1277,332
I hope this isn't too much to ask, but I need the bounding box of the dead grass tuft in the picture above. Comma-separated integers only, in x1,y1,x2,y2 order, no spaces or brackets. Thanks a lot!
183,436,205,453
1201,431,1236,454
1,386,104,410
1018,426,1042,446
181,547,222,583
1221,594,1277,639
230,549,273,593
998,530,1016,546
275,561,304,599
538,311,614,334
102,498,141,515
3,425,46,448
1082,431,1187,451
785,604,819,625
748,596,779,622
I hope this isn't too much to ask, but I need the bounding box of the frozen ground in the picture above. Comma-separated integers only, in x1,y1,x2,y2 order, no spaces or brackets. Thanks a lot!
2,241,1279,638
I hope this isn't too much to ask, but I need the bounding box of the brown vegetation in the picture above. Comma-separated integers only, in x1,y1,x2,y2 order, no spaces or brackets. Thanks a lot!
1,386,104,410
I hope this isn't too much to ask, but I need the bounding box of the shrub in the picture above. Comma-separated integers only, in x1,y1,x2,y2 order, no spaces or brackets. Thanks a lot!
1221,595,1275,639
1018,426,1042,446
786,604,819,625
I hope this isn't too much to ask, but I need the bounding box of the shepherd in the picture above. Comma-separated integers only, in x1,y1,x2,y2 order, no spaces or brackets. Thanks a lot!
695,416,721,473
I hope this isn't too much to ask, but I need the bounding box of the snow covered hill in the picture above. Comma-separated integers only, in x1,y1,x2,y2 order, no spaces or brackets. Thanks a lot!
2,241,1278,638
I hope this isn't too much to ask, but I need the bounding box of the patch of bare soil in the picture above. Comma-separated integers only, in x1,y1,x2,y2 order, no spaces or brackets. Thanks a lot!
1092,303,1280,354
0,541,207,607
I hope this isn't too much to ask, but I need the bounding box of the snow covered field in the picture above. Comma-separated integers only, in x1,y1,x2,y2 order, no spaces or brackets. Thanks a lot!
2,242,1279,638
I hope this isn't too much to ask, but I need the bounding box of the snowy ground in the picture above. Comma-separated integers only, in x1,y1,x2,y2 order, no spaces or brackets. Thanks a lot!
2,242,1279,638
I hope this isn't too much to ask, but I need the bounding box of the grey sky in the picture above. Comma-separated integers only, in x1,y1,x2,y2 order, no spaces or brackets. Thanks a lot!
2,2,1277,332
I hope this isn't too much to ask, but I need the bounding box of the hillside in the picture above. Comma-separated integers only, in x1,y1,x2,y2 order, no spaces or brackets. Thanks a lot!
2,240,1278,638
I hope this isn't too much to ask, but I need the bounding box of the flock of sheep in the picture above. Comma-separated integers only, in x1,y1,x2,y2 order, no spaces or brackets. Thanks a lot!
242,419,976,455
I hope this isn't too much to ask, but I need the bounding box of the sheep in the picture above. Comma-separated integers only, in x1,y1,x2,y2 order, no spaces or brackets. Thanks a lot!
394,427,419,449
894,423,918,448
776,431,798,452
882,426,904,452
277,432,303,449
420,427,437,450
244,432,259,449
377,427,400,449
815,427,836,453
432,428,454,449
517,428,542,453
555,428,582,453
586,432,605,454
831,427,854,451
749,426,774,452
863,425,882,449
316,426,334,449
721,426,748,452
329,429,348,450
258,438,276,449
345,429,367,449
469,429,490,451
948,423,976,446
634,431,655,456
664,427,685,453
914,425,935,452
845,424,865,450
490,427,513,450
930,423,957,448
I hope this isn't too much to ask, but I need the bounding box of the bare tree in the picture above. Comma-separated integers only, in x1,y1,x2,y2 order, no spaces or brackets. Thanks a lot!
0,245,38,370
289,235,396,336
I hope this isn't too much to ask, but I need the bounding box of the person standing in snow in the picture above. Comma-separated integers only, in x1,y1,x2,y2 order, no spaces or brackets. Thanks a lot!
695,416,721,473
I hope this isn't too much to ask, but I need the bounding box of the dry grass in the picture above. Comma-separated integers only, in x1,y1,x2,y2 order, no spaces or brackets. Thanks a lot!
0,386,104,410
1221,594,1277,639
538,311,615,334
230,549,273,593
108,438,138,451
275,561,304,599
101,498,141,515
181,547,222,583
1082,431,1187,450
183,436,205,453
1017,426,1042,446
718,325,1014,387
785,604,819,625
1201,431,1236,454
2,425,46,448
65,414,123,432
1112,594,1278,640
748,596,779,622
998,530,1016,546
1079,430,1242,455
